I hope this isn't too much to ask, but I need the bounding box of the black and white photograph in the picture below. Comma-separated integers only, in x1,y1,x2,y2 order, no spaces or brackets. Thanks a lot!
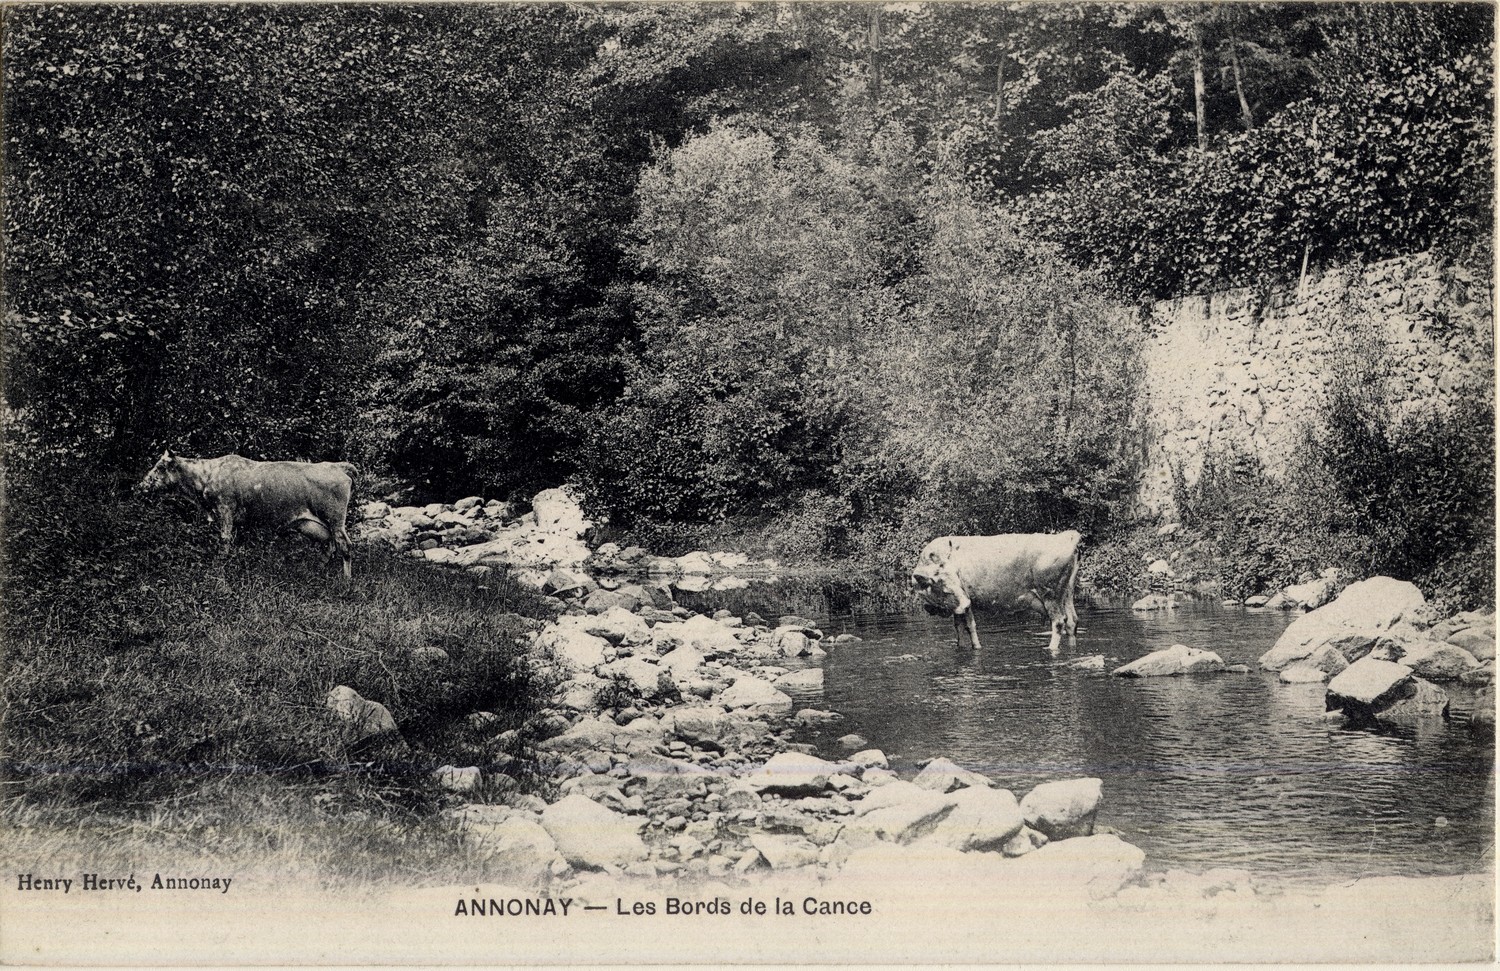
1,1,1494,963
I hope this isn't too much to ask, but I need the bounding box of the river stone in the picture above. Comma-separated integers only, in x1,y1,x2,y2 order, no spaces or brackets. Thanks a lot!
678,614,745,654
844,790,958,845
1375,678,1450,724
540,794,646,870
921,785,1025,853
575,607,650,645
470,817,560,887
1111,644,1224,677
1131,594,1174,611
747,752,845,797
913,757,993,793
1001,825,1050,858
1280,663,1332,684
659,645,706,679
749,832,820,871
718,676,793,715
434,765,482,793
773,668,824,693
537,624,610,673
1447,628,1496,660
538,716,616,754
1282,576,1339,610
837,734,869,751
1005,834,1147,900
853,779,927,815
530,487,590,537
1399,642,1483,682
597,658,674,700
1327,657,1413,709
1260,577,1425,671
325,685,399,744
1066,654,1106,670
622,752,714,799
1020,778,1103,840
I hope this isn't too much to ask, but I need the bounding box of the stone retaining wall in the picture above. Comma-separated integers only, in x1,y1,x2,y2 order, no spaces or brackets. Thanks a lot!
1138,251,1493,513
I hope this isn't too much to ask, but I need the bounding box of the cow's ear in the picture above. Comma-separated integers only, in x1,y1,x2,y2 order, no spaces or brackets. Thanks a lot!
163,448,174,460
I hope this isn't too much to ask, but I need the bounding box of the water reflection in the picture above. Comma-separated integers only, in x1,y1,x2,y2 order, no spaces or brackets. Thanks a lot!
678,580,1495,884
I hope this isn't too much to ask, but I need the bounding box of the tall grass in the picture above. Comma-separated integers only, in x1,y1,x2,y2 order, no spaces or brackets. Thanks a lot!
2,473,558,884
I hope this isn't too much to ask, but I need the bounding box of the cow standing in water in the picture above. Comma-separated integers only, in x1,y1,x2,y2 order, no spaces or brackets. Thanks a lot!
910,531,1082,653
138,451,356,577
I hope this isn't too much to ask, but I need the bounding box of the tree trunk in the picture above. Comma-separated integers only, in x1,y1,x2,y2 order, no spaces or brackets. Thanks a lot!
1228,32,1254,129
868,5,882,112
993,56,1005,129
1193,29,1208,151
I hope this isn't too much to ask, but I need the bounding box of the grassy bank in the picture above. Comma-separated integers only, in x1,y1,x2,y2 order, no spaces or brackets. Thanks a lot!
2,486,558,886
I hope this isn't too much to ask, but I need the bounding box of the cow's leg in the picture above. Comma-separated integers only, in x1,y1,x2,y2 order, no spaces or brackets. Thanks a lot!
953,612,968,648
215,503,237,551
332,523,352,579
964,608,982,651
292,516,337,571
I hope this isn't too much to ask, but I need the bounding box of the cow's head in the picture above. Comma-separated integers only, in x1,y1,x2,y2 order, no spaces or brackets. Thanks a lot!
137,449,182,493
910,559,961,613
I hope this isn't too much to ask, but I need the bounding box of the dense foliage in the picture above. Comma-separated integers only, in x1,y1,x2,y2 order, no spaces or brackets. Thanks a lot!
3,2,1492,571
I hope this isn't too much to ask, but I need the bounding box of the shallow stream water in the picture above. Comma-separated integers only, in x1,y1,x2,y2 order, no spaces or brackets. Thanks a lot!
677,578,1495,885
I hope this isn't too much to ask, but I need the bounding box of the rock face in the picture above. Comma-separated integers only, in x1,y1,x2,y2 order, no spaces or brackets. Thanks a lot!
1260,577,1425,671
1112,644,1224,678
1020,778,1103,840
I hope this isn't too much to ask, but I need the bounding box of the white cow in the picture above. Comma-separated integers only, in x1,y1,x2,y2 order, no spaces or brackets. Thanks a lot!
910,531,1082,652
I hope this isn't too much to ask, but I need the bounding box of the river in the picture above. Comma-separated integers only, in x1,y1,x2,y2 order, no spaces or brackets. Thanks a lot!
676,577,1495,886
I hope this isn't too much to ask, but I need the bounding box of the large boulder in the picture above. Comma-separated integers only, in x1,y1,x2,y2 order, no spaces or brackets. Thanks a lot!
1326,657,1447,724
1260,577,1425,671
540,795,646,870
1326,657,1413,710
921,785,1025,853
466,816,561,888
1111,644,1224,678
1020,778,1103,840
674,615,745,655
530,487,591,537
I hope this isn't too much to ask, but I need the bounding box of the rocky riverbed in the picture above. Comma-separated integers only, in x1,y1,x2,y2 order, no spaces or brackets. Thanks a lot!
339,487,1494,949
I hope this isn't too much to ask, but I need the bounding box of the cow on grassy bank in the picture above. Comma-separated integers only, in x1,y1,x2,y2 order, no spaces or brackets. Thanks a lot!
138,451,356,577
911,531,1082,653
